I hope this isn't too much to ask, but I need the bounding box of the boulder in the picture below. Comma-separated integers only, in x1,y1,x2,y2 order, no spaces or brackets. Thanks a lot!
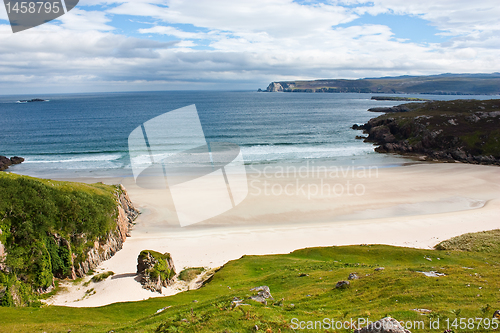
354,317,411,333
0,156,12,171
10,156,24,165
335,280,350,289
348,273,359,280
137,250,175,293
248,286,273,305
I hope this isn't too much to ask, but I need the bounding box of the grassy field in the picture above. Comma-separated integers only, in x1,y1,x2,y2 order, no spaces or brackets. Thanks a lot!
0,230,499,332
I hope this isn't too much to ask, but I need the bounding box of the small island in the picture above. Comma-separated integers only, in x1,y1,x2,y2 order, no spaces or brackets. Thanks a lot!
17,99,48,103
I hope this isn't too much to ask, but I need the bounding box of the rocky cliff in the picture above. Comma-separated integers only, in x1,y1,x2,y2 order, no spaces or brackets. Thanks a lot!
74,185,139,277
353,99,500,165
0,229,4,271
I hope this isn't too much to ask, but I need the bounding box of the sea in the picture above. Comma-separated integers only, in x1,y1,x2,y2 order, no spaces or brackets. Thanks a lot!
0,91,497,179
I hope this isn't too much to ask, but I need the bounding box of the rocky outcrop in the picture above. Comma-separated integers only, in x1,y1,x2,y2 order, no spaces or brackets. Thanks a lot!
335,280,350,289
0,156,24,171
74,186,139,277
354,317,411,333
248,285,274,305
137,250,176,293
266,82,284,92
354,99,500,165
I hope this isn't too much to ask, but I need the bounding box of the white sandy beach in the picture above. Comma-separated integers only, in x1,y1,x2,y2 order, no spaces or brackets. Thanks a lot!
46,162,500,307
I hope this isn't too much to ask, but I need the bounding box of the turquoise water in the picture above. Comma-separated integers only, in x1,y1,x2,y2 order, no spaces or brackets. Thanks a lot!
0,91,496,178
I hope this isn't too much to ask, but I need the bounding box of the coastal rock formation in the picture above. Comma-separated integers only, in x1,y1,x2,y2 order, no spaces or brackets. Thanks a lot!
354,99,500,165
367,105,412,113
137,250,176,293
74,186,139,277
266,82,284,92
354,317,411,333
0,156,24,171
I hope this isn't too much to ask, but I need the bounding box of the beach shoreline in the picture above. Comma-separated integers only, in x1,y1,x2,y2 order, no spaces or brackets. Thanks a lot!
44,162,500,307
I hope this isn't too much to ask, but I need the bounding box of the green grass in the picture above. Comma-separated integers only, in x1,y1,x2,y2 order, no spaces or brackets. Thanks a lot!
91,271,115,283
178,268,205,282
0,172,119,305
1,230,500,332
435,229,500,252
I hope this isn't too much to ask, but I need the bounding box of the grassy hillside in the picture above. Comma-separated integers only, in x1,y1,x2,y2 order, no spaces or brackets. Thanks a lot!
0,173,119,306
265,73,500,95
0,230,498,332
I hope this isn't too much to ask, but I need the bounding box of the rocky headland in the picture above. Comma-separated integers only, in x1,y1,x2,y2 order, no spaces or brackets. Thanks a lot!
0,156,24,171
261,73,500,95
353,99,500,165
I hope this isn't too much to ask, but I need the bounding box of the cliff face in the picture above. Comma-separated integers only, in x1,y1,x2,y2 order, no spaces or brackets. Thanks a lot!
354,99,500,165
0,229,4,271
74,185,139,277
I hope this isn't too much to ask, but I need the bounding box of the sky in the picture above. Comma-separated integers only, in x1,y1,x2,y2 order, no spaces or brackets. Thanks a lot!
0,0,499,94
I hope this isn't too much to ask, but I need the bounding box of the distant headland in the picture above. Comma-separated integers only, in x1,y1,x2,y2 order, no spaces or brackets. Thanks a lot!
260,73,500,95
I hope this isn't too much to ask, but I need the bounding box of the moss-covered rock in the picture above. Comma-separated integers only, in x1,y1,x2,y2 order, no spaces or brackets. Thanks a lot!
137,250,175,293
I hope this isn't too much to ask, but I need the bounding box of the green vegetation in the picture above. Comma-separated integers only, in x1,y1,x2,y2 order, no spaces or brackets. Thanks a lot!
178,267,205,282
91,271,115,283
0,230,499,332
435,229,500,253
0,173,119,306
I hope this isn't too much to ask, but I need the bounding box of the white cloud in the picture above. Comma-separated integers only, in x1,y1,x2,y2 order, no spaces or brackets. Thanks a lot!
0,0,499,93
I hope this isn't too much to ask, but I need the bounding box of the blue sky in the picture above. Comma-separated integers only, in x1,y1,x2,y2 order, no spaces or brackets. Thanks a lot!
0,0,499,93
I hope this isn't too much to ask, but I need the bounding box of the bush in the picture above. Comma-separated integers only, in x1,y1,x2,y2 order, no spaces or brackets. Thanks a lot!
178,267,205,282
91,271,115,283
